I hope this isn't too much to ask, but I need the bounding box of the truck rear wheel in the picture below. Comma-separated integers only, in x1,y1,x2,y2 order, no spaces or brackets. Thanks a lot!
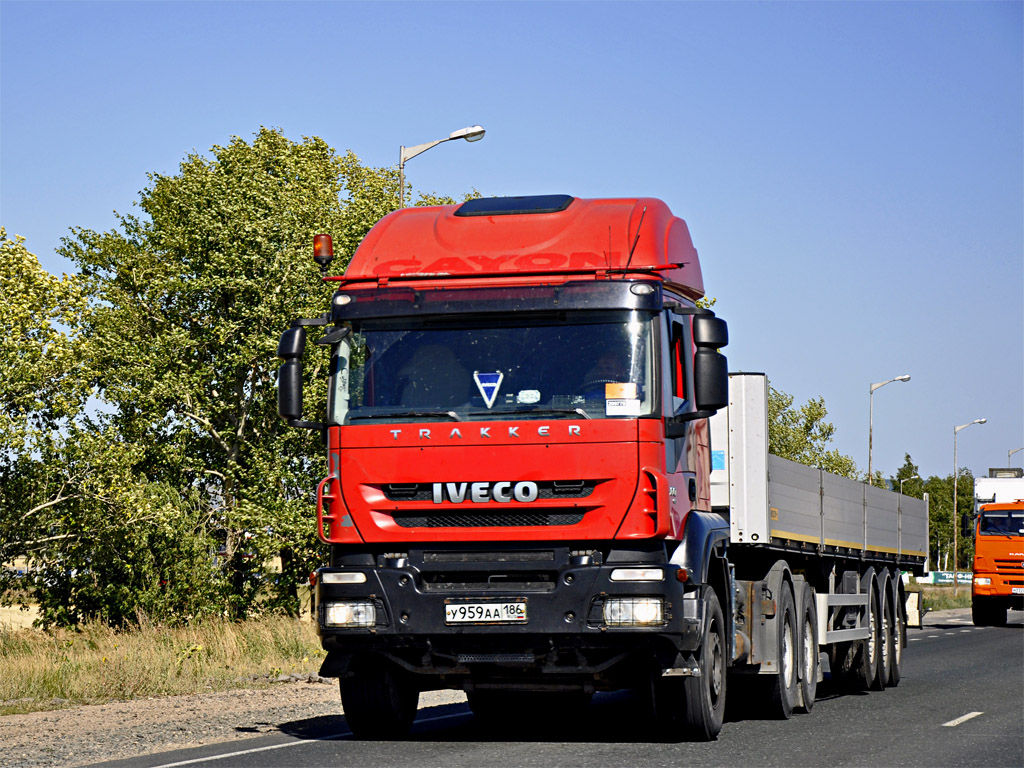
797,585,818,713
768,583,798,719
852,570,881,691
873,573,893,691
340,656,419,740
889,583,906,687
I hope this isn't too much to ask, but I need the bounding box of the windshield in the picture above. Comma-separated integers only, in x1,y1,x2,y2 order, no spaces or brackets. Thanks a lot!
327,311,655,425
978,509,1024,536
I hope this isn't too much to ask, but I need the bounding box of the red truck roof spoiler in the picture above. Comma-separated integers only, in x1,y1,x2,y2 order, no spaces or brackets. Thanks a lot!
336,196,705,300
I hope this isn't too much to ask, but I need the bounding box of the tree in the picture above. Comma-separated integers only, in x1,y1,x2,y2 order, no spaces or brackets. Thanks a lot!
1,129,429,625
767,382,858,478
0,230,86,454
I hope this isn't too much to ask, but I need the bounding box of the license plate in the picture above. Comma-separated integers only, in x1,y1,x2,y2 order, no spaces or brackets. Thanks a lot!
444,601,527,624
1012,587,1024,595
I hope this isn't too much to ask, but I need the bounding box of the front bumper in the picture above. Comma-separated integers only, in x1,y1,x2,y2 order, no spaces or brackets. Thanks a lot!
313,545,702,683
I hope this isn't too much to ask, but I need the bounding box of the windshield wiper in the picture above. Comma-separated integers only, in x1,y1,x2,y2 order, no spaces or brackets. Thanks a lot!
470,407,592,420
349,409,463,422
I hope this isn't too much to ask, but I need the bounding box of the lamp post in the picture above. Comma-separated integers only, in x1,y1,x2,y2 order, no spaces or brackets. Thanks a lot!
868,375,911,486
1009,447,1024,467
953,418,986,590
399,125,485,209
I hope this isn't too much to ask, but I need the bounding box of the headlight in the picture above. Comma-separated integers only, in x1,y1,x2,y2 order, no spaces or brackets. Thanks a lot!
323,601,376,627
320,571,367,584
603,597,664,626
973,577,991,585
610,568,664,582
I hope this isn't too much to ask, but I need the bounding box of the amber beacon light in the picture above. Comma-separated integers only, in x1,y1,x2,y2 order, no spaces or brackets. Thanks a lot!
313,234,335,273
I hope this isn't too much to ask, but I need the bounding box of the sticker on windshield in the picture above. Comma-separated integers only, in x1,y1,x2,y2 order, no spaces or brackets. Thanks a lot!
606,398,641,416
517,390,541,404
474,371,504,409
605,382,637,399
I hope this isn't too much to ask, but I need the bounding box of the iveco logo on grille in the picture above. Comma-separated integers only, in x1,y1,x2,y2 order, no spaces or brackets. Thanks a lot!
432,482,539,504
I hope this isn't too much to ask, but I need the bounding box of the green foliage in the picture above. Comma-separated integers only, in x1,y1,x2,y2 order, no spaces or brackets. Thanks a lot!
767,382,858,478
890,453,975,570
2,129,420,626
0,230,86,451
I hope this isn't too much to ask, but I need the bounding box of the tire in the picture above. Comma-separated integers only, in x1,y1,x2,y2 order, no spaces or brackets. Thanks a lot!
972,596,1007,627
889,582,906,687
683,585,727,739
873,573,893,692
769,583,798,719
340,656,419,740
797,585,818,713
652,585,726,741
852,570,882,691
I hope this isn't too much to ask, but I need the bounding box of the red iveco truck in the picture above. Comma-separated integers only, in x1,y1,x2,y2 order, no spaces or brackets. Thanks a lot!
277,195,928,740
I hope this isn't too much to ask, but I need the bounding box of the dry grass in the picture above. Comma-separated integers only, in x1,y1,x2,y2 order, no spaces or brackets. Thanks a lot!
0,615,323,715
917,584,973,612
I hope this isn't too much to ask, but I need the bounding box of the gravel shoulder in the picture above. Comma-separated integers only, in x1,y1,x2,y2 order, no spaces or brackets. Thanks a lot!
0,608,970,767
0,680,466,768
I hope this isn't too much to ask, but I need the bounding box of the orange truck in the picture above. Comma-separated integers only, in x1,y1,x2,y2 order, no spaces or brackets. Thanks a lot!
970,468,1024,626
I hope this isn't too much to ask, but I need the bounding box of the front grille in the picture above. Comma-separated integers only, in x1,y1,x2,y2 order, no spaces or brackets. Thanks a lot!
392,511,585,528
995,560,1024,573
383,481,596,502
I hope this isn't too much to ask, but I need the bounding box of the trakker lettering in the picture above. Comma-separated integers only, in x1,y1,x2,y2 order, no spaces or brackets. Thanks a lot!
387,425,581,440
431,481,540,504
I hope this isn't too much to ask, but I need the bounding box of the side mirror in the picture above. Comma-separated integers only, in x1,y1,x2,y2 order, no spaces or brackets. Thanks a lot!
960,513,974,539
277,327,306,422
694,348,729,412
692,315,729,414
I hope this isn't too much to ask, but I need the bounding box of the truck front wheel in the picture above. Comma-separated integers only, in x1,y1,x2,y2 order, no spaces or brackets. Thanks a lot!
972,596,1007,627
340,656,419,740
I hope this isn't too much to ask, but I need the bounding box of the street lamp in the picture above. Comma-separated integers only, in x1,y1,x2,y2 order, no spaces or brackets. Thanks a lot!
1009,447,1024,467
952,418,986,590
399,125,485,208
899,474,919,495
867,374,911,486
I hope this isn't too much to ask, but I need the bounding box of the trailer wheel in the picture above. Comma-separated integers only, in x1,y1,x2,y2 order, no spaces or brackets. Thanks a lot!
873,574,893,691
769,583,798,719
889,582,906,687
340,656,419,740
797,586,818,713
852,571,882,691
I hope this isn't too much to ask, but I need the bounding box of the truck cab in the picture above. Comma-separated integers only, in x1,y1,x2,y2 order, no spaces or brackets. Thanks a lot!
279,195,732,738
970,468,1024,626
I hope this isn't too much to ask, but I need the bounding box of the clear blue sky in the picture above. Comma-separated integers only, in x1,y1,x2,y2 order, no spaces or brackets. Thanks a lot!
2,1,1021,482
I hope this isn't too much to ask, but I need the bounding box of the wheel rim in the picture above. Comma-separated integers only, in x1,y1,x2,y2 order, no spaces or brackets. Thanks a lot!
802,614,815,684
782,612,795,688
867,597,877,665
709,616,724,707
880,601,891,671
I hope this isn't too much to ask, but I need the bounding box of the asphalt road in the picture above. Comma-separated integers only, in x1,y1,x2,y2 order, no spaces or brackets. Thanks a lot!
93,609,1023,768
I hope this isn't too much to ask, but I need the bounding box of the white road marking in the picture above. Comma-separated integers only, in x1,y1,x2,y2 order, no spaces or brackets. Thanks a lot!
910,637,921,641
149,711,469,767
960,629,972,633
928,634,939,638
942,711,984,727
